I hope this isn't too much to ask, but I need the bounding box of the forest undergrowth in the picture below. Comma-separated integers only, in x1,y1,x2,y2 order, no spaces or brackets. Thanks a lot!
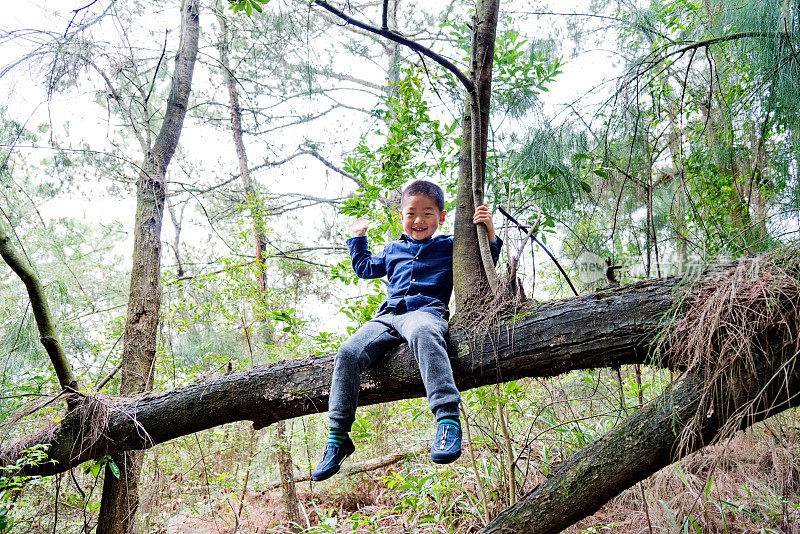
6,370,799,533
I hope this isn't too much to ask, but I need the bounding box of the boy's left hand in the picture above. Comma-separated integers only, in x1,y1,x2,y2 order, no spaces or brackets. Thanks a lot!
473,204,496,242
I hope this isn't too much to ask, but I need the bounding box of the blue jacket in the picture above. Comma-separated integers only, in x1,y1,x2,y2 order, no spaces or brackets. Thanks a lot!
346,233,503,318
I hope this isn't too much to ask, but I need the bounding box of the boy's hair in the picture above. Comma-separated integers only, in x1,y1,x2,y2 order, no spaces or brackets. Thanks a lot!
401,180,445,212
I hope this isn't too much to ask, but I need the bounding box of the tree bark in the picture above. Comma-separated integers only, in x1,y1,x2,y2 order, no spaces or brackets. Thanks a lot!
453,0,501,309
97,2,200,533
2,271,682,476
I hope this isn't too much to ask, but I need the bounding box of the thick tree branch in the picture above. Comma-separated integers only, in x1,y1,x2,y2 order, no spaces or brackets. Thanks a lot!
311,1,474,92
2,272,679,476
468,0,501,295
151,0,200,165
0,223,78,395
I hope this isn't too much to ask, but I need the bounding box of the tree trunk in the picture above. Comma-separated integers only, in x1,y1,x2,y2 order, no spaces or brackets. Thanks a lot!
97,2,200,532
275,420,302,529
480,336,800,533
453,0,500,310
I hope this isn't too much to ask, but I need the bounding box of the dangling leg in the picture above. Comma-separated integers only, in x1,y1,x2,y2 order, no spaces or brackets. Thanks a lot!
313,316,400,481
394,310,462,463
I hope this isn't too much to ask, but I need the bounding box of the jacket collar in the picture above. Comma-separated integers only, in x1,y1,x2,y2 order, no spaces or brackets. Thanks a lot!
400,233,439,244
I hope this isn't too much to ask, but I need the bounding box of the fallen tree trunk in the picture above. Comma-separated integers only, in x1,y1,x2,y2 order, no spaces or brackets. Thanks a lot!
4,253,800,534
2,272,681,476
480,336,800,533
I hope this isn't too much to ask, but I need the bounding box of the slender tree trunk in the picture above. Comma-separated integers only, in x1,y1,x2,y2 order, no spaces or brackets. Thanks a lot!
646,146,660,277
275,420,301,528
216,4,301,527
453,0,500,310
97,2,200,532
385,0,400,98
167,200,186,283
697,6,753,245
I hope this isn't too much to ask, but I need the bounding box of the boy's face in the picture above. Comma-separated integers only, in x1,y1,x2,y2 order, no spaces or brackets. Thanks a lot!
399,194,446,241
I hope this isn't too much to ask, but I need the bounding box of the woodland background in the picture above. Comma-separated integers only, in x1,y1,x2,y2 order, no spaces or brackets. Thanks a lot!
1,0,799,532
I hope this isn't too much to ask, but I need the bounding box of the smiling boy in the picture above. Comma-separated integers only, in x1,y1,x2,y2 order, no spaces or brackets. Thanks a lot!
312,180,502,482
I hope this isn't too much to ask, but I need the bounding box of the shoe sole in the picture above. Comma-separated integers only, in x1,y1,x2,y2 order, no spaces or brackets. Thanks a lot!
311,448,354,482
431,450,461,464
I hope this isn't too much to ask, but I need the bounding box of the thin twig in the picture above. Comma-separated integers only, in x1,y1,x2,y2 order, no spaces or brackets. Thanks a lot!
461,405,490,526
95,359,125,391
64,0,100,36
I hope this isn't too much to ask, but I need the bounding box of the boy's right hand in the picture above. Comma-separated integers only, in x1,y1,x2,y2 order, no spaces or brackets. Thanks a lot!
349,217,370,237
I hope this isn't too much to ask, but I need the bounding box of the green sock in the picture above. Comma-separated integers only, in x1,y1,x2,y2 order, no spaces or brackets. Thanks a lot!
439,417,460,428
328,428,348,445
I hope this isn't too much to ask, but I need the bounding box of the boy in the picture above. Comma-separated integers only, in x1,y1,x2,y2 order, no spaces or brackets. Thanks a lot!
312,180,501,482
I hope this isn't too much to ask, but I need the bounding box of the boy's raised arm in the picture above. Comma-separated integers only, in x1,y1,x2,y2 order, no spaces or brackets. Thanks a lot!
346,217,387,279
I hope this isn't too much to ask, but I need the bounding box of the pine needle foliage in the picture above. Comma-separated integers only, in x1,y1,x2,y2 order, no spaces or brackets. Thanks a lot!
711,0,800,129
605,0,800,259
656,245,800,451
494,124,592,218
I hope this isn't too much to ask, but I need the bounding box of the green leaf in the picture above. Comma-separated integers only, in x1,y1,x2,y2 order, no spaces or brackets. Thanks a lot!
108,459,120,479
89,462,102,478
580,181,592,193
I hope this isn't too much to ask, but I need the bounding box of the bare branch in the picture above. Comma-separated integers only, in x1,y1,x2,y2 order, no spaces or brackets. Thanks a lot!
312,0,474,92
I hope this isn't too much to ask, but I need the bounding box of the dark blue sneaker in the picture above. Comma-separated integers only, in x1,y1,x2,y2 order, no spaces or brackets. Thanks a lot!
311,436,355,481
431,421,462,464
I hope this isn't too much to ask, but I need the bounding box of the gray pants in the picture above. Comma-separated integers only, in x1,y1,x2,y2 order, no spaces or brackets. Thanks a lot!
328,309,461,432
